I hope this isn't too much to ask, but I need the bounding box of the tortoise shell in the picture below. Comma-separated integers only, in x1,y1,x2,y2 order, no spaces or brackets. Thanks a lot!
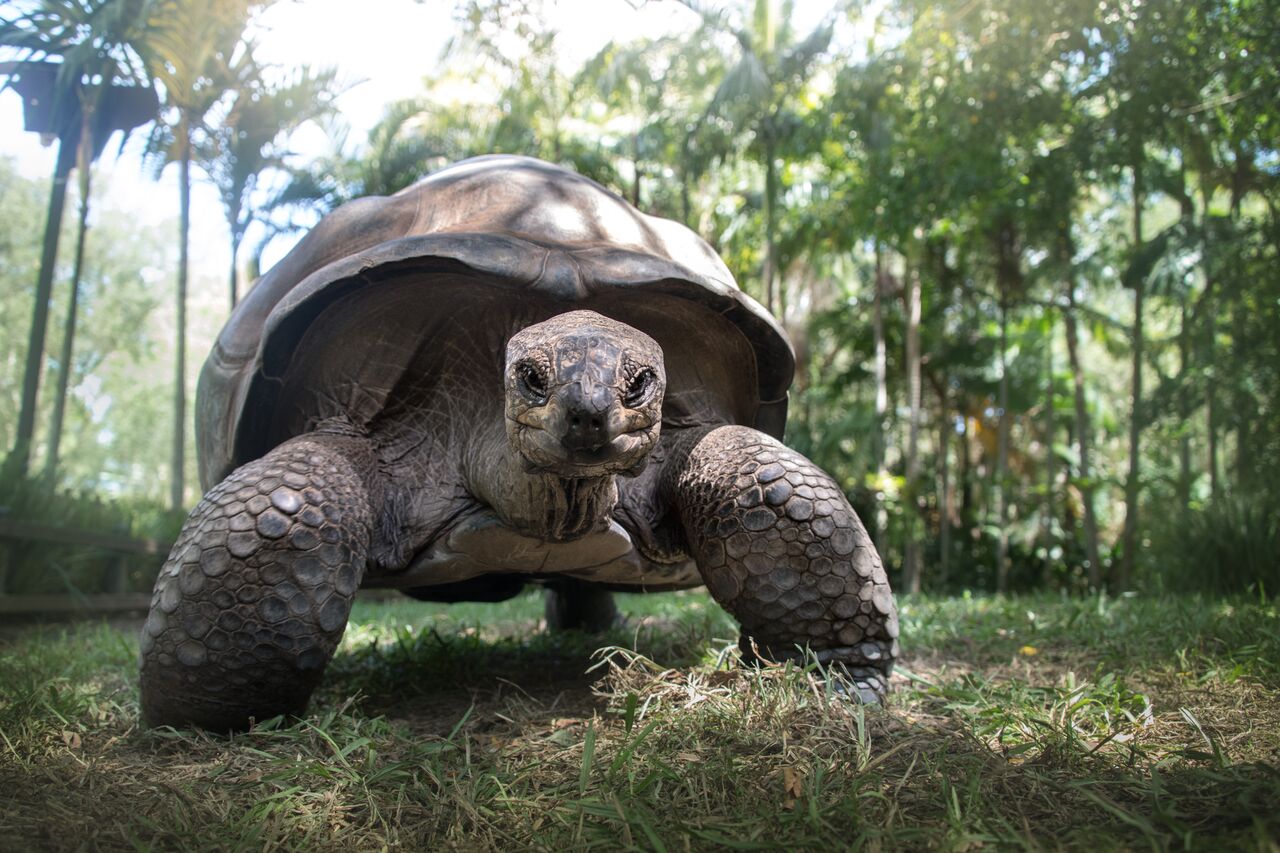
197,155,794,489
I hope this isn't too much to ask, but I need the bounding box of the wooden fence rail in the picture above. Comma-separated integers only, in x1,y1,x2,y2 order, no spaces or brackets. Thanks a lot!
0,518,174,615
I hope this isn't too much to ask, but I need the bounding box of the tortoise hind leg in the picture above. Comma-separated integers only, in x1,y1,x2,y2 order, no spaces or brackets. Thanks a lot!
663,426,899,702
544,579,620,632
139,434,376,730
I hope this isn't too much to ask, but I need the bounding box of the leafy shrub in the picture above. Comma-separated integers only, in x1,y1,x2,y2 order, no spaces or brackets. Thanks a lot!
1152,498,1280,595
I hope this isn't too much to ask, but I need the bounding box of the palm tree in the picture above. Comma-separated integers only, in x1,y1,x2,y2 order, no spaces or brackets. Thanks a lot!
45,84,155,479
679,0,837,316
1,0,159,478
143,0,262,511
446,2,579,165
202,62,340,307
1,60,79,480
578,34,720,219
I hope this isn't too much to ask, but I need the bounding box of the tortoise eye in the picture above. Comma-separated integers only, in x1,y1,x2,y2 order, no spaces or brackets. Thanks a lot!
624,369,656,407
517,362,548,402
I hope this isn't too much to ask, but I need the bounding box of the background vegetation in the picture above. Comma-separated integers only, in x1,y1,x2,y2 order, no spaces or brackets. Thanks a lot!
1,0,1277,600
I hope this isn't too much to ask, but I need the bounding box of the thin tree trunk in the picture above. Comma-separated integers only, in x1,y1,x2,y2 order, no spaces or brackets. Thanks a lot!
1064,289,1101,588
1042,316,1056,588
903,266,922,593
1201,192,1219,498
679,159,692,227
1177,299,1192,520
171,135,192,512
1119,162,1145,590
872,241,888,550
995,292,1011,594
1207,374,1218,497
1233,300,1251,487
959,407,973,532
45,125,94,480
632,131,642,209
229,232,240,309
9,134,76,477
763,136,778,316
938,385,952,589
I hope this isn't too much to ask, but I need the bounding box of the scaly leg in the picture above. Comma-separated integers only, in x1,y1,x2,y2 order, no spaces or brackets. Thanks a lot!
139,434,376,730
664,426,898,702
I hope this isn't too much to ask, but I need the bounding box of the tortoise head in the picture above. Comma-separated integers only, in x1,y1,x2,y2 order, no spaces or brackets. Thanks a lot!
504,310,665,477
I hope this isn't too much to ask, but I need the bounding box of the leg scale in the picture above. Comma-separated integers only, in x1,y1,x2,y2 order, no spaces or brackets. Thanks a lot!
139,435,374,729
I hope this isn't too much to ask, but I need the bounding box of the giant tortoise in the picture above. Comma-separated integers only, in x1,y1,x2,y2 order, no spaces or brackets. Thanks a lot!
139,155,899,729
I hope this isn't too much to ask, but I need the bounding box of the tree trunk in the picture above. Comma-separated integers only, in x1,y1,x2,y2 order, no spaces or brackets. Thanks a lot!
902,266,922,593
8,134,76,477
995,292,1011,594
1201,194,1219,498
171,134,192,513
631,131,642,209
229,231,240,309
1177,299,1192,521
871,241,888,551
679,158,692,227
1118,162,1144,591
959,407,973,533
1207,372,1218,498
1042,315,1056,588
1063,289,1101,588
45,125,94,481
938,385,951,590
762,136,778,317
1232,300,1251,488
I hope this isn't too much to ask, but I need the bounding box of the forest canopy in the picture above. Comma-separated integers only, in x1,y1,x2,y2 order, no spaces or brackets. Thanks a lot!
1,0,1277,596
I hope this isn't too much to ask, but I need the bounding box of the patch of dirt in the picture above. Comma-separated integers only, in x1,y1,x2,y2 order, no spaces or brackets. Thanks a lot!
380,675,606,737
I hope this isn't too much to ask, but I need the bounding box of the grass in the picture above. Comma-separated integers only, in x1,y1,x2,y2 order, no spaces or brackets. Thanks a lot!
1,590,1278,851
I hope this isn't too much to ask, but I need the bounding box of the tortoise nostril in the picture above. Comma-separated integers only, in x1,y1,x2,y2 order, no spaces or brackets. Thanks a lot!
562,409,608,452
557,381,614,453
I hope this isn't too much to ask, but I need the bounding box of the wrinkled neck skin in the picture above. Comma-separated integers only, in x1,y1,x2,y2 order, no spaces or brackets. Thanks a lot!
466,418,620,542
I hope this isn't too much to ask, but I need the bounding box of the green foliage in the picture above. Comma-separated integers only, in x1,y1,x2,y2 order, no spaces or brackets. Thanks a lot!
201,59,342,300
1153,498,1280,596
0,158,184,497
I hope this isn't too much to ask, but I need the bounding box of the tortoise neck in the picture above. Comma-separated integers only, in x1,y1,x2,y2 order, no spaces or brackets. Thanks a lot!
468,430,619,541
485,470,618,541
529,473,619,541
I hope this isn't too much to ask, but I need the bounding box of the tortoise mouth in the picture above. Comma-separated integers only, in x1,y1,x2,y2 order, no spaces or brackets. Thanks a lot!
511,422,657,478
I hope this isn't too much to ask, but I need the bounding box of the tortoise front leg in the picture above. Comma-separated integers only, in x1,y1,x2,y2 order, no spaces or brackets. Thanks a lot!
663,426,898,702
139,434,376,730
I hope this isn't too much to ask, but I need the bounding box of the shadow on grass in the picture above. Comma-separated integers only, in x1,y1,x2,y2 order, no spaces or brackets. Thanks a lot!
1,591,1277,850
317,588,738,724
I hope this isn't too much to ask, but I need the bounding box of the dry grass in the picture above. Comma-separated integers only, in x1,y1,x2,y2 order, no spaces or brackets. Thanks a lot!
2,590,1278,850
